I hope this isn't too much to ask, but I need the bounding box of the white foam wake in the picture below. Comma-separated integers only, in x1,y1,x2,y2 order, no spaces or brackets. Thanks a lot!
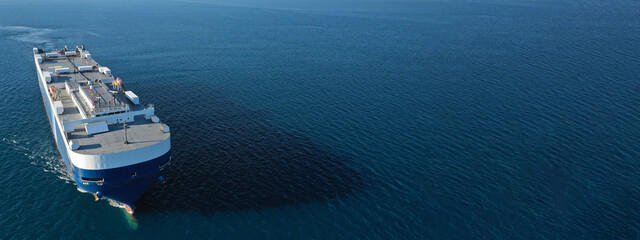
2,137,74,183
0,25,56,48
0,25,101,49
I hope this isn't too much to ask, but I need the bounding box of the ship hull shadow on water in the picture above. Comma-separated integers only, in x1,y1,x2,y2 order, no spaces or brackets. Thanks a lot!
136,82,367,213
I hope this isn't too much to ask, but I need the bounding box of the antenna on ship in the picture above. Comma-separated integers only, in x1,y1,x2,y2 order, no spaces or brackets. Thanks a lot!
123,120,129,144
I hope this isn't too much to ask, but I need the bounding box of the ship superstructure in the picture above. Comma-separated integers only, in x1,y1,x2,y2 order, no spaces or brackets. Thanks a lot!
32,46,171,214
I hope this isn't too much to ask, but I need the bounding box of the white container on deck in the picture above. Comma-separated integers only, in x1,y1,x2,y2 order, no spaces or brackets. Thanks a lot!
54,101,64,115
98,67,111,76
43,71,52,83
78,65,93,72
55,68,70,74
125,91,139,105
45,52,58,58
36,56,43,63
82,52,92,59
33,48,39,54
53,82,66,89
65,51,77,56
85,121,109,135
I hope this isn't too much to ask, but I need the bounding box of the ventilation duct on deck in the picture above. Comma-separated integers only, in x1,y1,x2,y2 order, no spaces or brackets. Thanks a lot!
43,71,52,83
55,68,70,74
69,140,79,150
125,91,139,105
161,124,170,133
98,67,111,76
85,121,109,135
78,65,93,72
54,101,64,115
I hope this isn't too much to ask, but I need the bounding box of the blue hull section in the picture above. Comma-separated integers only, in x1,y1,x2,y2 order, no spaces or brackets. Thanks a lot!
74,151,171,208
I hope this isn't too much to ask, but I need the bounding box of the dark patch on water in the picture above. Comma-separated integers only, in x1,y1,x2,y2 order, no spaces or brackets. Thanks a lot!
136,82,366,213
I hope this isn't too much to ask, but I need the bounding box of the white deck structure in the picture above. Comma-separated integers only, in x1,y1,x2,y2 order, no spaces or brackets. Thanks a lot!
34,46,170,169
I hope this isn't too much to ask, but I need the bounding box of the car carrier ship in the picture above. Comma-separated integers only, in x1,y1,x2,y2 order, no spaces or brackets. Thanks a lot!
32,46,171,214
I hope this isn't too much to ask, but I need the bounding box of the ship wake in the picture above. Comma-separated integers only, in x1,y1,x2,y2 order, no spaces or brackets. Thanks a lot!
2,137,74,183
0,25,99,49
0,26,56,48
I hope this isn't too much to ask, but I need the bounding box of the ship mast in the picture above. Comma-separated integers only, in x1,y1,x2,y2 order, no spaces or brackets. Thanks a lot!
123,120,129,144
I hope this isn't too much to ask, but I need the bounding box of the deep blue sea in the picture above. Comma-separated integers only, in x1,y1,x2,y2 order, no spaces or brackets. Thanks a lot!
0,0,639,238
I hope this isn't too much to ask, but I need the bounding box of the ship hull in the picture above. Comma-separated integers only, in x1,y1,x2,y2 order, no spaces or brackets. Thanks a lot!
36,56,169,213
73,151,170,207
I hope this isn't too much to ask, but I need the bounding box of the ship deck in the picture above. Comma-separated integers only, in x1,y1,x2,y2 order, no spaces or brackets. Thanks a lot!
67,116,168,155
36,48,169,155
